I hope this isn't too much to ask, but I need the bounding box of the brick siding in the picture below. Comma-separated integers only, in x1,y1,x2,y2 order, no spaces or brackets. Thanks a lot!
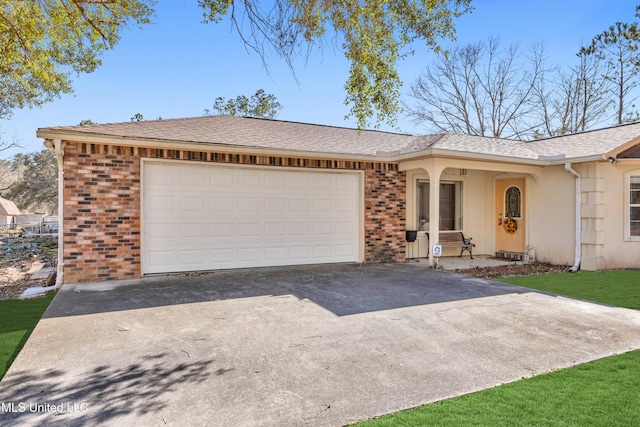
62,142,406,283
62,144,141,283
364,169,407,263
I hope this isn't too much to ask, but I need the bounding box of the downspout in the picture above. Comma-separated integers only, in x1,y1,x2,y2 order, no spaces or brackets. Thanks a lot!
44,139,66,287
564,163,581,272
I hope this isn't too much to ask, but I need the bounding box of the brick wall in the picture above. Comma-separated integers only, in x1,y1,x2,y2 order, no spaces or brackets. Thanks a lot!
63,144,141,283
364,169,407,263
62,142,406,283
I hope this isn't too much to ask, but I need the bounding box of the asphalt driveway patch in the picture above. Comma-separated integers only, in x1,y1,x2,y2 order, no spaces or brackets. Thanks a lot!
2,263,640,426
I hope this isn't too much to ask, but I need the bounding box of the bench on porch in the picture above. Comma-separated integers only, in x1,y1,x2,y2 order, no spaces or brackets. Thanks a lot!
426,232,475,259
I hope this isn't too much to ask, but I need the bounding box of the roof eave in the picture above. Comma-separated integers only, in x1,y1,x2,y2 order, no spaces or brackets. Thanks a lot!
37,130,386,162
550,154,606,165
391,148,546,165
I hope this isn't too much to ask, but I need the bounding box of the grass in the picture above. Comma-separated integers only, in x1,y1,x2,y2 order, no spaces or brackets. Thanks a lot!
498,269,640,310
0,292,56,380
358,269,640,426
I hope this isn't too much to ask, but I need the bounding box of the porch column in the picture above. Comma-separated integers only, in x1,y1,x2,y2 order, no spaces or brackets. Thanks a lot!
427,160,446,266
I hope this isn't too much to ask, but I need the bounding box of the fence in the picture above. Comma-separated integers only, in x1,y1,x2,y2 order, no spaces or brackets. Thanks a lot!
0,219,59,235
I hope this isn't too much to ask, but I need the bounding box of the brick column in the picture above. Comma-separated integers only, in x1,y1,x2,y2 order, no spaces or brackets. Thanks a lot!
364,169,407,263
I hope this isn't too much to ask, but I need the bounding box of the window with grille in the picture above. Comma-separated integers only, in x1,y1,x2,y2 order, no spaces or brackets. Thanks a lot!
504,186,522,218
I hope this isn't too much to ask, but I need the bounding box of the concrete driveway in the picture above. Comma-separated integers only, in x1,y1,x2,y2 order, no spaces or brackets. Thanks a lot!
3,264,640,426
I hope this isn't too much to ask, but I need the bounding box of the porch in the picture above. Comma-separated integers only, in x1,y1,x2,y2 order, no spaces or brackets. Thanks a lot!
407,254,525,271
399,157,577,268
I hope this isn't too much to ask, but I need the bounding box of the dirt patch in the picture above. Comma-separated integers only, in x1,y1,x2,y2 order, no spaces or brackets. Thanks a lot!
0,235,58,300
455,262,571,279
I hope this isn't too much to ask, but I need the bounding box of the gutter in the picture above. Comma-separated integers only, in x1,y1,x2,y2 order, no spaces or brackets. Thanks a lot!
43,139,66,287
564,163,581,272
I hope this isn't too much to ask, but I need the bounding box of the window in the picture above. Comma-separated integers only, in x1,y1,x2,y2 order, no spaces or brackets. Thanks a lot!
416,180,463,231
631,176,640,237
504,186,522,218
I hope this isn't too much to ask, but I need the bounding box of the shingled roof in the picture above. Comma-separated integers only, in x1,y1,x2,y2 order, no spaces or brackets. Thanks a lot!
37,115,640,164
38,115,417,157
0,197,20,216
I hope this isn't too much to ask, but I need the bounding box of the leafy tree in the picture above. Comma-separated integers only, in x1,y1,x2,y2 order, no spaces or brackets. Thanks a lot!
205,89,283,119
131,113,145,122
4,150,58,215
0,158,18,194
2,1,471,128
581,17,640,124
0,1,155,118
533,51,612,137
405,38,547,140
198,0,472,128
78,119,96,126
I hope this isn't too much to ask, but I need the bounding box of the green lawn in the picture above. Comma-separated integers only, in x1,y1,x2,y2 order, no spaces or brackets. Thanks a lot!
498,270,640,311
0,292,56,380
358,269,640,426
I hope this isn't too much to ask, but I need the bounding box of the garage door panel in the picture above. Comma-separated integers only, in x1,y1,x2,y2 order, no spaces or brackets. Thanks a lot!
265,247,287,261
336,245,356,257
238,248,261,262
265,174,287,190
179,223,207,238
180,169,206,186
313,245,333,258
146,221,176,239
314,223,333,235
265,199,287,212
210,197,234,212
179,250,207,266
210,170,234,187
313,175,334,190
211,223,234,237
290,223,311,236
143,162,360,274
289,174,311,191
336,174,358,191
264,222,287,236
238,222,261,237
336,222,355,235
337,199,356,212
211,249,234,263
238,198,261,213
238,172,262,188
146,195,174,211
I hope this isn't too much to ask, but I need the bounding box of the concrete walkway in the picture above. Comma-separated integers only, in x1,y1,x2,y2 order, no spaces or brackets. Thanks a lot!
413,255,525,270
2,263,640,426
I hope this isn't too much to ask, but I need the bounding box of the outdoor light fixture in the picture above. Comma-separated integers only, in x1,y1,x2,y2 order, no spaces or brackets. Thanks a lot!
607,156,620,164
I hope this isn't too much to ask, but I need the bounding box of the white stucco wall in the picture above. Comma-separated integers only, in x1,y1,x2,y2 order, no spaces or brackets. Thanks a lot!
525,166,576,266
403,156,640,270
581,162,640,270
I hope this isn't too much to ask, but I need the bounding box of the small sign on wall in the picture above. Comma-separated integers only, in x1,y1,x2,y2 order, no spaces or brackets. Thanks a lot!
432,244,442,258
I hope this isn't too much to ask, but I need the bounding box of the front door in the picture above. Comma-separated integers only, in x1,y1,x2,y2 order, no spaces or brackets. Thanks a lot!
495,178,526,254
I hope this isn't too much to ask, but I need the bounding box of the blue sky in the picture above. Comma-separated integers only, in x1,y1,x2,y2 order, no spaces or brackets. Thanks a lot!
2,0,639,156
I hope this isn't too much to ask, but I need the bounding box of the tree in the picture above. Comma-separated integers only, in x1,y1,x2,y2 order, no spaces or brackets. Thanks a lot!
581,19,640,124
78,119,95,126
205,89,283,119
533,51,612,137
131,113,145,122
4,150,58,214
2,2,471,128
0,1,155,119
198,0,472,128
405,38,547,140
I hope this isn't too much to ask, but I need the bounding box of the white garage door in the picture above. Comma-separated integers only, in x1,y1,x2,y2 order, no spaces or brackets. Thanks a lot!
142,161,361,274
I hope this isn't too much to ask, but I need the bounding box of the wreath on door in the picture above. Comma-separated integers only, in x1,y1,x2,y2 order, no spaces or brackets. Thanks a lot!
503,217,517,234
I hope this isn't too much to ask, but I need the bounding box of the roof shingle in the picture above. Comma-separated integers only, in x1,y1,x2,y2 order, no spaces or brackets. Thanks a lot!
37,115,640,163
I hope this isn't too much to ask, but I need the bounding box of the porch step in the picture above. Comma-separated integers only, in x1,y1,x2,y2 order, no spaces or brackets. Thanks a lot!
495,250,524,261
